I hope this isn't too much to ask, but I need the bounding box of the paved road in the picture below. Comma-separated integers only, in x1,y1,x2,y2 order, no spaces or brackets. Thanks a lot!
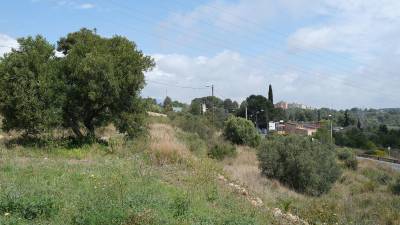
357,156,400,171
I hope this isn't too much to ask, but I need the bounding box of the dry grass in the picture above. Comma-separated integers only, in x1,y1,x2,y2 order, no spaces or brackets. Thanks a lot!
221,145,400,224
148,123,190,165
222,146,304,206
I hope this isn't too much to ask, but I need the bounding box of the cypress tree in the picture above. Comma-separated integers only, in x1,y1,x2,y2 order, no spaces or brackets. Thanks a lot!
268,84,274,104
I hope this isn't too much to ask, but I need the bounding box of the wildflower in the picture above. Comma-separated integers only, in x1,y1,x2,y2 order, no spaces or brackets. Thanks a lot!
4,212,10,216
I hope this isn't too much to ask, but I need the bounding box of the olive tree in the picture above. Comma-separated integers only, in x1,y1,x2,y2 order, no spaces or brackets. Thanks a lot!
0,36,64,135
257,135,341,196
57,28,155,138
0,29,154,139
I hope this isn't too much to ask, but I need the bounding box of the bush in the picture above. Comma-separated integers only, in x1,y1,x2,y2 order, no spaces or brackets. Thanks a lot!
223,116,260,147
257,135,341,196
208,140,236,160
170,113,215,141
365,149,387,157
390,177,400,195
337,148,358,170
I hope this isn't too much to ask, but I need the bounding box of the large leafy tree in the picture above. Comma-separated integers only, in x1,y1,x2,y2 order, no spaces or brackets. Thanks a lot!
237,95,274,128
57,28,155,138
0,36,64,135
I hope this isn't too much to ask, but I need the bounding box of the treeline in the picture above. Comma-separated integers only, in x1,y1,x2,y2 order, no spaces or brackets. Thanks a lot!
334,125,400,150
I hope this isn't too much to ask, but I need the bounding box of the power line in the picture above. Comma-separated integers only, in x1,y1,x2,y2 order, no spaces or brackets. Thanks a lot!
98,1,399,102
171,0,400,83
146,79,208,90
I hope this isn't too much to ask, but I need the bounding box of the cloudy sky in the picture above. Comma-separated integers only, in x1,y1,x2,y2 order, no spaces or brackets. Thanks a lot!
1,0,400,109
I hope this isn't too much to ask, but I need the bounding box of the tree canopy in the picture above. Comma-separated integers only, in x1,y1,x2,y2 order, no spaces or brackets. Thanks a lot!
0,28,154,139
0,36,64,134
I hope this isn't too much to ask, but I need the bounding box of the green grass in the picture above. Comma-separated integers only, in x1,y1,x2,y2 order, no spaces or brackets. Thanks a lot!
0,130,272,225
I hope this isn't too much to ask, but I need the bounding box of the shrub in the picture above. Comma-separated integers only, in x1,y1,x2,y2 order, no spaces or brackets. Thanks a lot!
208,140,236,160
390,177,400,195
257,135,341,196
337,148,358,170
223,116,260,147
170,113,215,141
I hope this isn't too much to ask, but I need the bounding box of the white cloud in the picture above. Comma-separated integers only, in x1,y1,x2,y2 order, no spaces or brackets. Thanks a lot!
78,3,94,9
31,0,95,10
0,34,18,57
143,50,399,109
288,0,400,56
154,0,400,108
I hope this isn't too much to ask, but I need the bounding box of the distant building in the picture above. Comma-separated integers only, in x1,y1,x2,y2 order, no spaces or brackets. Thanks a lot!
172,107,183,112
283,122,319,136
275,101,288,109
287,103,313,110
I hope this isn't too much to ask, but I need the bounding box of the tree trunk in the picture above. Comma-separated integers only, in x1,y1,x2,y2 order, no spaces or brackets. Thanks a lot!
71,123,83,139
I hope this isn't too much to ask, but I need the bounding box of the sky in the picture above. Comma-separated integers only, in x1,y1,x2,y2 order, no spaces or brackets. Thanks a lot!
1,0,400,109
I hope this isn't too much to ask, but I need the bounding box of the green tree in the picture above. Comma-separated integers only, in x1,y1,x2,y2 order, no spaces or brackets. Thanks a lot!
223,98,238,113
57,28,154,138
314,120,333,144
257,135,340,196
268,84,273,104
237,95,274,128
163,96,173,112
223,116,260,147
0,36,64,135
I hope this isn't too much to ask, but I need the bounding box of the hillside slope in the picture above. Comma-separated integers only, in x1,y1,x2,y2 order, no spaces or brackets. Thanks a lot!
0,122,278,225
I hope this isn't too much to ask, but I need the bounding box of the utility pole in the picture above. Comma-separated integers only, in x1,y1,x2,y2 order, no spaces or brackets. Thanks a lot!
211,84,214,125
328,114,333,144
206,84,214,125
245,106,248,120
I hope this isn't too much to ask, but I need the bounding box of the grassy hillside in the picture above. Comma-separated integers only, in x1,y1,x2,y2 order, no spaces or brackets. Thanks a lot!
0,121,275,225
1,117,399,225
222,147,400,224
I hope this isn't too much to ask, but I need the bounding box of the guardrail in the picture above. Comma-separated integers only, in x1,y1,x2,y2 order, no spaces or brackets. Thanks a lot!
357,153,400,164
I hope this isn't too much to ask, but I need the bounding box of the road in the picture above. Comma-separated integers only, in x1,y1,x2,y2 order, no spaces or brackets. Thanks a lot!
357,156,400,171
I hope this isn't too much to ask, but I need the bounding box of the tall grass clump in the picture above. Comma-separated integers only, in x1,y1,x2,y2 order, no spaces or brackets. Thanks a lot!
390,177,400,195
257,135,341,196
208,140,236,160
337,148,358,170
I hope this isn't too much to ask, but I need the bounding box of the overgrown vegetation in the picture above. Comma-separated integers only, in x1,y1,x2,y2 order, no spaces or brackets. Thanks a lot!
257,135,341,196
337,148,358,170
208,141,236,160
0,122,272,225
224,143,400,225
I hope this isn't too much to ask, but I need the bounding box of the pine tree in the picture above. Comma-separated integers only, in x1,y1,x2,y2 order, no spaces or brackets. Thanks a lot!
268,84,274,104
